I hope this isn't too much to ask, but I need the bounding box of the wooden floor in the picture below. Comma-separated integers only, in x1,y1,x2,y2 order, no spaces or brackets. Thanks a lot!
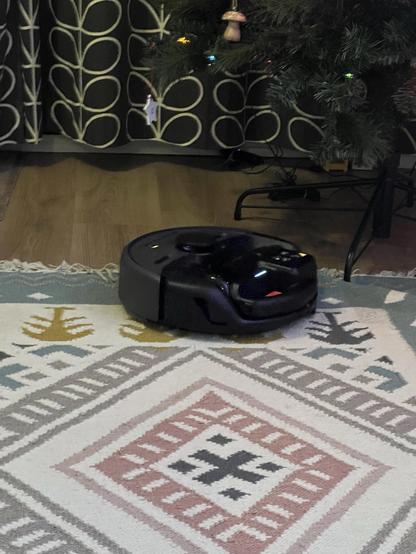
0,151,415,273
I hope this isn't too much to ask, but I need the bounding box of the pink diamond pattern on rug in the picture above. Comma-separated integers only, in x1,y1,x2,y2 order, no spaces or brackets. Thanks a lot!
61,390,355,554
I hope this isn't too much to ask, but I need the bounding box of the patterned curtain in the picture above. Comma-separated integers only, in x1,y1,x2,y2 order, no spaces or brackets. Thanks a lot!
0,0,281,150
1,0,42,145
1,1,415,153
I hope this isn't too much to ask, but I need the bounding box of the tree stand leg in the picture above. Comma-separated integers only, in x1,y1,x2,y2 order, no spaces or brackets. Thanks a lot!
344,180,384,282
372,154,400,239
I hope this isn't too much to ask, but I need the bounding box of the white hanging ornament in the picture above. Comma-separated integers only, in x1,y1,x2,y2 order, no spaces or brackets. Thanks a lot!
143,94,158,126
222,0,246,43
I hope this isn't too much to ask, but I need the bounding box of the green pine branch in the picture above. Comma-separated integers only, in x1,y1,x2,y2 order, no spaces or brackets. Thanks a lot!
146,0,416,163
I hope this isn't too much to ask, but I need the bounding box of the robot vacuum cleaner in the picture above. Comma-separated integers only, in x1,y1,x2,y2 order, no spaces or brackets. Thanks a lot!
119,227,317,335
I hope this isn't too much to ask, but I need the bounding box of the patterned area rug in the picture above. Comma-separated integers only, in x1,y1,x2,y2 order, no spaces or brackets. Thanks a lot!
0,264,415,554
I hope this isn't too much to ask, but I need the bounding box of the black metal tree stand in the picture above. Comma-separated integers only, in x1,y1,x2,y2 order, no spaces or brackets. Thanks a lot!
234,157,415,281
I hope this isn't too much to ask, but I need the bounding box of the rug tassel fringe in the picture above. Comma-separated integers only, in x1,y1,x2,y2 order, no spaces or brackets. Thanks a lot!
320,267,416,278
0,259,119,282
370,268,416,278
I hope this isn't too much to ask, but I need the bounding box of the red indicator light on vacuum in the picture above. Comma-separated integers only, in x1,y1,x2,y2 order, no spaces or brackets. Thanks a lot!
266,291,283,298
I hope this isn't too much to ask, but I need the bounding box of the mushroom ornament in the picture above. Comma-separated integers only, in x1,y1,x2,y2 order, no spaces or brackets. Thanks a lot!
222,1,247,43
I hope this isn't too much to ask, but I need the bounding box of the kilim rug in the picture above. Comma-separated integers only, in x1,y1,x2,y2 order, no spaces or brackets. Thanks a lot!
0,261,416,554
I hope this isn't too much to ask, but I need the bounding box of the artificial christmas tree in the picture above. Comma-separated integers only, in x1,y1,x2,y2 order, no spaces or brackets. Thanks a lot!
148,0,416,167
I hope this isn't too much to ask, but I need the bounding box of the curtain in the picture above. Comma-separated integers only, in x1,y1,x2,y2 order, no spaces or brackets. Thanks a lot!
1,0,42,145
1,0,415,153
0,0,290,150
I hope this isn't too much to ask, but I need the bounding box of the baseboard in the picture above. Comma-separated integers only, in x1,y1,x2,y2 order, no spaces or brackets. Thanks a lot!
1,135,415,169
0,136,218,156
0,135,306,159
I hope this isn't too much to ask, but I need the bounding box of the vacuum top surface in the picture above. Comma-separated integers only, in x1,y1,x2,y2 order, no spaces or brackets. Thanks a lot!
127,227,300,268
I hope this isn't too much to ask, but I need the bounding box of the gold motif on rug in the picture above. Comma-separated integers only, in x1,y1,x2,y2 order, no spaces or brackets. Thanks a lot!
232,329,283,344
22,307,94,341
119,318,181,343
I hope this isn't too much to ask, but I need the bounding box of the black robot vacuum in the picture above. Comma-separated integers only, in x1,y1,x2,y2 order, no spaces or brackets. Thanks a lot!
119,227,317,335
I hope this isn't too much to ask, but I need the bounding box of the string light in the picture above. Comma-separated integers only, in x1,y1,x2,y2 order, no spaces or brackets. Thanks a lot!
177,36,191,45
